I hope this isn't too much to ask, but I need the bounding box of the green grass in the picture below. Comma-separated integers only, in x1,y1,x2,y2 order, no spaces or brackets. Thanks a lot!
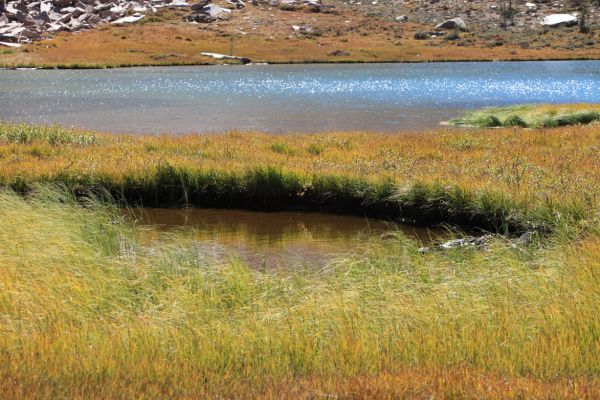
0,186,599,398
1,121,598,235
0,122,100,145
450,104,600,128
9,164,570,234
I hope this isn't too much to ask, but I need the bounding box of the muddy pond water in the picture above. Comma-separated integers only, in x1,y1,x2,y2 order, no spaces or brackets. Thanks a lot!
2,61,600,133
131,208,443,268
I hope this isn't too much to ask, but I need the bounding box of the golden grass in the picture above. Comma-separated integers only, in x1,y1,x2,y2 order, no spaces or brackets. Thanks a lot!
1,122,599,229
1,119,599,397
0,188,599,398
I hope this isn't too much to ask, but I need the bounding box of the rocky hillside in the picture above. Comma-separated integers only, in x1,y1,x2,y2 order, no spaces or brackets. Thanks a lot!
1,0,599,66
1,0,598,48
343,0,598,30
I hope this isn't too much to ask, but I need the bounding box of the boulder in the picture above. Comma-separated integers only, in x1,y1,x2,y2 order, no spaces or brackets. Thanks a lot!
57,12,72,23
52,0,72,7
132,2,148,12
540,13,577,27
435,17,467,31
93,3,111,12
0,40,23,47
226,0,244,8
15,1,29,13
40,1,52,12
72,7,85,17
35,10,51,22
190,0,210,11
14,10,35,24
21,27,41,38
0,33,19,42
47,22,66,31
3,2,19,14
292,24,313,34
111,12,145,24
109,4,125,13
199,4,230,19
200,51,251,63
86,14,99,24
395,15,407,22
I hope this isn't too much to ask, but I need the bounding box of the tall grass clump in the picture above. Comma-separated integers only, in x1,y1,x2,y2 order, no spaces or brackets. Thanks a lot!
0,187,599,398
0,122,99,145
503,114,529,127
451,103,600,128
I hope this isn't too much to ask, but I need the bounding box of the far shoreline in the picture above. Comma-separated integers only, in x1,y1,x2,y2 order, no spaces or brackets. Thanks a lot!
2,56,600,70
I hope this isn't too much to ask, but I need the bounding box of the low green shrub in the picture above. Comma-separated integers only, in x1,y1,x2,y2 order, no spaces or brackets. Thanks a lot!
0,123,99,146
503,115,529,128
446,30,461,41
474,115,502,127
269,143,295,155
307,143,325,156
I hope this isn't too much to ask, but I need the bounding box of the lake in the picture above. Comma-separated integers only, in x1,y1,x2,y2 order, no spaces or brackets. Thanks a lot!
2,61,600,133
131,208,441,268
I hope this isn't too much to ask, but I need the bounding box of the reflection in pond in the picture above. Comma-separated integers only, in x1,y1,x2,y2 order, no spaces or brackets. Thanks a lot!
129,208,442,268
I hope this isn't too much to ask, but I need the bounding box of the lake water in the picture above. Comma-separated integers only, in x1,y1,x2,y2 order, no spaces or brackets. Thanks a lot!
131,208,441,268
2,61,600,133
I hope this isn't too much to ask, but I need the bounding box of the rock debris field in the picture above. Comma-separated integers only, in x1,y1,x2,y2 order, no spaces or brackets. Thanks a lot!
0,0,328,47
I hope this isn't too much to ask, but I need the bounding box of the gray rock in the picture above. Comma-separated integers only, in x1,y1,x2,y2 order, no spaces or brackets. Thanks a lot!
540,13,577,27
435,17,467,31
0,40,23,47
292,24,313,33
52,0,72,7
110,12,144,24
194,3,230,20
57,12,72,22
86,13,99,23
15,1,29,12
15,10,35,24
0,33,19,41
40,1,51,12
35,10,50,21
21,27,41,37
190,0,210,11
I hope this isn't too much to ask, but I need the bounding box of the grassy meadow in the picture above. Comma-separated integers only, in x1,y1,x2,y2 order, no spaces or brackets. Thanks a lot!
1,121,600,398
1,187,599,399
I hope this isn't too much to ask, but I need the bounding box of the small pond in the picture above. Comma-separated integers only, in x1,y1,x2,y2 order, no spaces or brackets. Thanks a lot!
131,208,443,268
